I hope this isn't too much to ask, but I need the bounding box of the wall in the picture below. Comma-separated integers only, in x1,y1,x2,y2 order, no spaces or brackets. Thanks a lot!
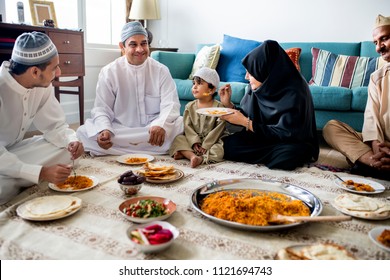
148,0,390,52
22,0,390,124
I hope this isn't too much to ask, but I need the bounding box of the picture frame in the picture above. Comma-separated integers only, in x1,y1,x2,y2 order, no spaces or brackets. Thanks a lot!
29,0,57,27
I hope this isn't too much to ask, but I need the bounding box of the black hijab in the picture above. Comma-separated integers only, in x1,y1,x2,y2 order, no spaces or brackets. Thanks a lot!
240,40,318,157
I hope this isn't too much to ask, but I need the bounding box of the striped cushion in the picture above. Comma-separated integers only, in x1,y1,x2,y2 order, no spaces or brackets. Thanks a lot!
310,47,385,88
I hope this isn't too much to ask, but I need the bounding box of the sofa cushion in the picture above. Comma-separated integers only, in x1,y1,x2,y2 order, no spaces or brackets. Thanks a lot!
285,47,301,71
351,87,368,112
310,47,385,88
216,34,261,83
309,85,352,111
280,42,362,83
188,44,221,79
151,51,195,79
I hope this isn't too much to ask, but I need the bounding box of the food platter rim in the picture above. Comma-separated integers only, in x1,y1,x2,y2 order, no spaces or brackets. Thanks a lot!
190,177,323,231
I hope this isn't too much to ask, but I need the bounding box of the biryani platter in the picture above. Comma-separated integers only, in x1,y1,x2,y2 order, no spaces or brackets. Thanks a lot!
190,178,323,231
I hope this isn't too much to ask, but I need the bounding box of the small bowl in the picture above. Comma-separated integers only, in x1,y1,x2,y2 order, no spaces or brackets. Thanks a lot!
119,183,143,196
127,221,179,253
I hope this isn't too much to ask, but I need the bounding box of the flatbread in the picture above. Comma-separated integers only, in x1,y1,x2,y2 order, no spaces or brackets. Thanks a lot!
334,193,382,211
276,244,355,260
20,196,82,219
333,194,390,219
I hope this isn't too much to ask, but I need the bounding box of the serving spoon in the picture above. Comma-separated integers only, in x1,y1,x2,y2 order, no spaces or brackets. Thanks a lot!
269,214,352,224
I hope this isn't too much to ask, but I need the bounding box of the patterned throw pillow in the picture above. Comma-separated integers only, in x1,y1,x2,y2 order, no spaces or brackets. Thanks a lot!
188,44,221,79
310,47,385,88
285,47,301,71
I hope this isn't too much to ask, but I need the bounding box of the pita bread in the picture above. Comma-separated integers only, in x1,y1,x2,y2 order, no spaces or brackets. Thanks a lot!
138,162,177,180
333,194,390,220
335,194,382,211
18,195,82,220
276,243,355,260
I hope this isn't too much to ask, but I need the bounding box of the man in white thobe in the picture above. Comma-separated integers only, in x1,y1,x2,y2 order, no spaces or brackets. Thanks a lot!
77,22,183,156
0,32,84,205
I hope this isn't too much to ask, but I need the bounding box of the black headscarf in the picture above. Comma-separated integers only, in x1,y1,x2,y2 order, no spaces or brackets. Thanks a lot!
240,40,318,157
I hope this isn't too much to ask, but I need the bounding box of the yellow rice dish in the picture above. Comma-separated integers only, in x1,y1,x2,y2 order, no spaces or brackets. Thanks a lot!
200,190,310,226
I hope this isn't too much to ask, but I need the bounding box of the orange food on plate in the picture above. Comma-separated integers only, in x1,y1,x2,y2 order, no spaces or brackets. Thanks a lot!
377,229,390,248
56,175,93,190
205,109,228,115
125,157,148,164
200,190,310,226
343,180,375,192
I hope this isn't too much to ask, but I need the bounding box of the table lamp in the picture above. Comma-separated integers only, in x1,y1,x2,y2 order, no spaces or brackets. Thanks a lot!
129,0,160,45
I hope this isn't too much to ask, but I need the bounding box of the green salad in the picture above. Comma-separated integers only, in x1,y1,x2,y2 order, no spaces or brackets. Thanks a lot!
123,199,168,218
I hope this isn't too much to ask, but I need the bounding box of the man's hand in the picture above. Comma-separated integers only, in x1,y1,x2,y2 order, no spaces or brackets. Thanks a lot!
97,130,113,149
149,126,166,146
39,164,72,184
371,142,390,171
68,141,84,160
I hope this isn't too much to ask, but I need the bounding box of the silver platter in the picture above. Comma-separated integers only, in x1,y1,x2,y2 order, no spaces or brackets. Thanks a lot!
190,178,323,231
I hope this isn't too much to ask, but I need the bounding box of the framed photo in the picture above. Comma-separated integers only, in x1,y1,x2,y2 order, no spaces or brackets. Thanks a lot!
29,0,57,27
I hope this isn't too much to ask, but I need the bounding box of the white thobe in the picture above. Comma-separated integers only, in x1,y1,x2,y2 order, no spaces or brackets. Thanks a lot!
77,56,183,155
0,61,78,205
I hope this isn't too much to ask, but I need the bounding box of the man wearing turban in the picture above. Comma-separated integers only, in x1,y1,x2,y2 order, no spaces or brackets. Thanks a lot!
77,22,183,156
323,15,390,179
0,32,84,205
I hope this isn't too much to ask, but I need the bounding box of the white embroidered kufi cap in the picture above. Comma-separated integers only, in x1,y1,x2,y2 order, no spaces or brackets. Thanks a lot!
374,14,390,29
193,67,220,89
11,32,58,65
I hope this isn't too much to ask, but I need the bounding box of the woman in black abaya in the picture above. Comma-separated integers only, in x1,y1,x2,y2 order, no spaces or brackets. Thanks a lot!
219,40,319,170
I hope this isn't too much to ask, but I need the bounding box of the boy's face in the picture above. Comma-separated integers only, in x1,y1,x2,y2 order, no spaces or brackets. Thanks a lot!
192,77,214,99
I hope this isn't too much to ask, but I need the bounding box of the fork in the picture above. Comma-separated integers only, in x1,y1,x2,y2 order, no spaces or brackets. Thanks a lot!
71,159,77,184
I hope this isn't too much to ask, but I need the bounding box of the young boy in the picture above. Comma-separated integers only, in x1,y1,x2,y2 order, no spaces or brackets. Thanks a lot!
169,67,228,168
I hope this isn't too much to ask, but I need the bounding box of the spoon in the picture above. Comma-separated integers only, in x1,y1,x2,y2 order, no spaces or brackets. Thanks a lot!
269,214,352,224
334,174,355,190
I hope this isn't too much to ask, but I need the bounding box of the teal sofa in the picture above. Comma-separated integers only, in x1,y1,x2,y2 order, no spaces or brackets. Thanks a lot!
151,41,380,131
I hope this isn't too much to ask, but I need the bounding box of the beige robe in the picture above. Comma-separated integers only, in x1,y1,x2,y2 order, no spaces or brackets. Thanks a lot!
323,62,390,163
169,100,228,164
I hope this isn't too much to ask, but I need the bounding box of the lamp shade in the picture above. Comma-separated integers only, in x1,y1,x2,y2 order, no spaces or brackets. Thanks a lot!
129,0,160,20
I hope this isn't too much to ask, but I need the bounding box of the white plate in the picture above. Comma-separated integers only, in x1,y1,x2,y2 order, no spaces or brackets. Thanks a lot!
334,176,385,194
17,195,82,221
117,154,155,165
368,226,390,252
196,107,234,117
119,196,176,224
48,175,99,192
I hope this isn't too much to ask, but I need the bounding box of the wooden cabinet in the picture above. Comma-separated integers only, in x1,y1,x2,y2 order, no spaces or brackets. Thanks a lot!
0,23,85,124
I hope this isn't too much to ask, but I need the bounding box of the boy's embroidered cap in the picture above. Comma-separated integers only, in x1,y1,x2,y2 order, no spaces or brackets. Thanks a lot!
193,67,220,89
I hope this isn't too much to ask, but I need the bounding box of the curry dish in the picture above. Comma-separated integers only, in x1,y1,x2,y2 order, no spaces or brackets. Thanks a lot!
377,229,390,248
125,157,148,164
343,180,375,192
200,190,310,226
56,175,93,190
